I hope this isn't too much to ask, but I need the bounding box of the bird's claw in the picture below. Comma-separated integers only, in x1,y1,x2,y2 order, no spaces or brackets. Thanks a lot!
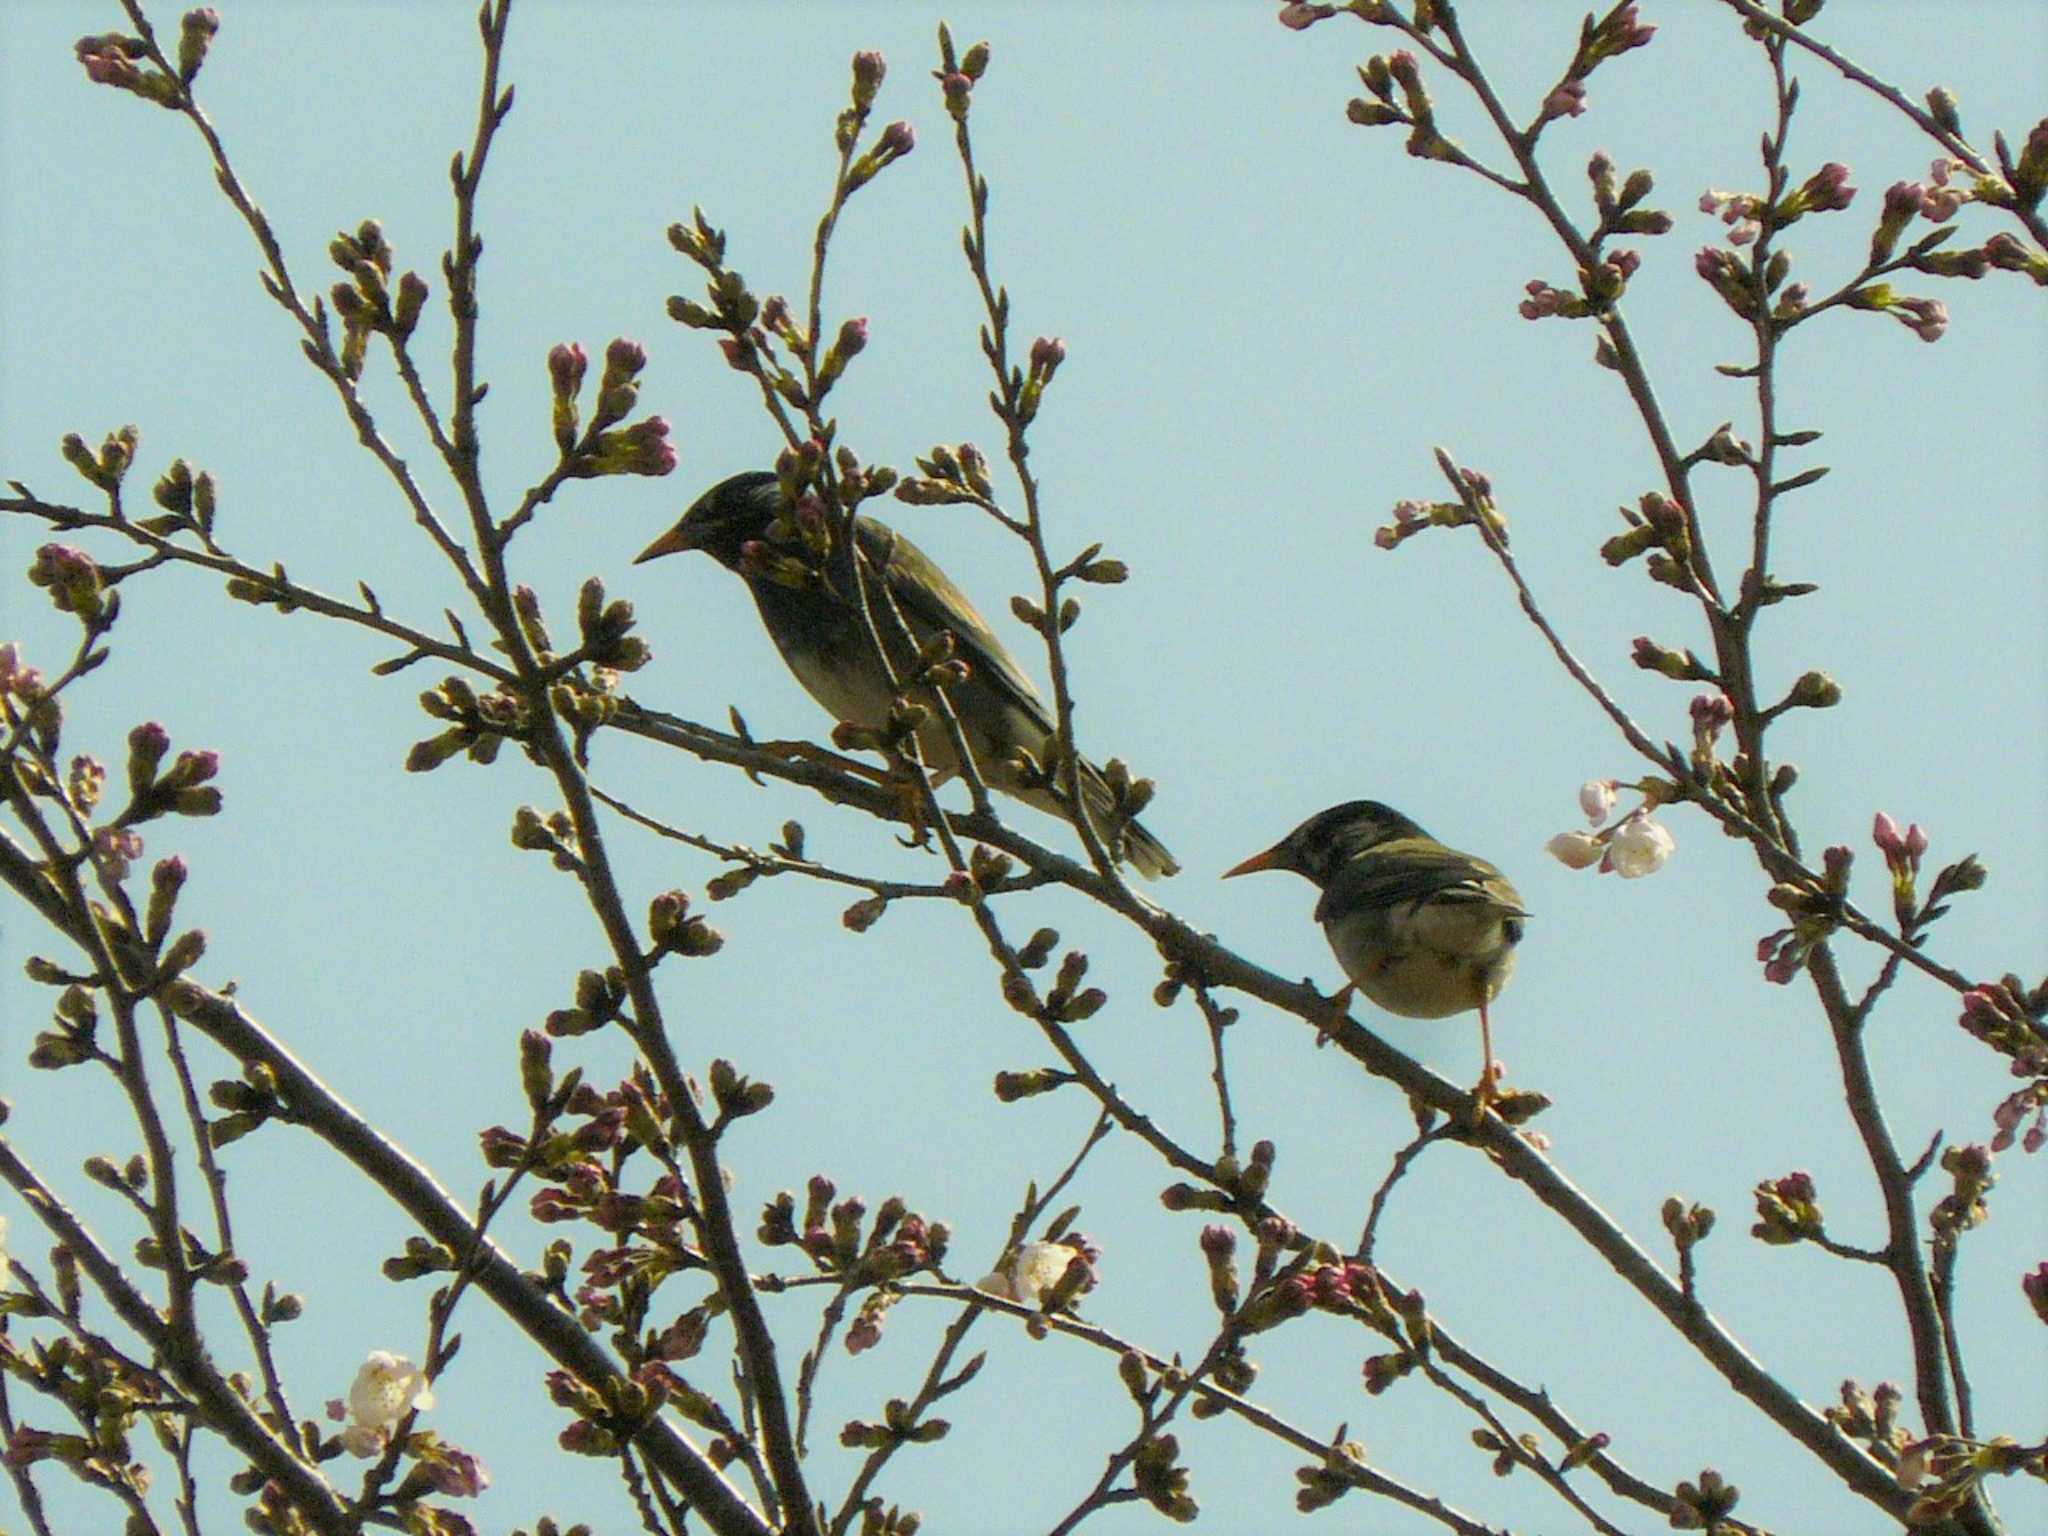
1465,1060,1505,1128
1315,982,1356,1048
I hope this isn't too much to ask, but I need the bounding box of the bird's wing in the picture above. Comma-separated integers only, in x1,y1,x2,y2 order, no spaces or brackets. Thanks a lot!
1314,838,1527,926
854,516,1056,732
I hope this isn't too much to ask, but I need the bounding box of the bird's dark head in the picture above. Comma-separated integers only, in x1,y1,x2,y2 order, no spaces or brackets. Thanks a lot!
635,470,781,571
1223,800,1429,888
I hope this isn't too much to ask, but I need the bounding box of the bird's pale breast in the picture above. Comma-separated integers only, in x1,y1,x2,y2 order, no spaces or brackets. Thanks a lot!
1322,898,1520,1020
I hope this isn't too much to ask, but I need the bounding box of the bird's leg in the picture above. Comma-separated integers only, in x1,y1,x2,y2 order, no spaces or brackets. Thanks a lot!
1472,1000,1498,1120
1316,982,1356,1048
879,759,937,851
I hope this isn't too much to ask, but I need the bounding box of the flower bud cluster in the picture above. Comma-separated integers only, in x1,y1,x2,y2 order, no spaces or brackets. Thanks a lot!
1823,1378,1907,1465
1894,1430,2045,1525
1014,336,1067,424
29,543,111,627
1661,1196,1717,1252
1344,49,1438,149
1928,1143,1994,1247
763,1177,950,1297
896,440,994,507
59,424,141,496
138,455,220,544
1602,491,1697,592
1841,280,1951,342
409,674,528,774
548,337,676,477
1373,463,1502,551
1750,1171,1823,1245
1990,1077,2047,1157
1964,979,2048,1154
75,27,189,107
1132,1431,1197,1521
327,220,431,376
1670,1468,1739,1529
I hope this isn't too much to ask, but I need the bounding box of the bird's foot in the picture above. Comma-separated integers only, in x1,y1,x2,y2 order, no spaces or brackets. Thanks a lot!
1466,1060,1502,1127
1315,983,1356,1048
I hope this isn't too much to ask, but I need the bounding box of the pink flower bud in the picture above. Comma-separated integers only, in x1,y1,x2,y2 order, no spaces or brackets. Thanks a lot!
1920,186,1964,220
1893,296,1948,343
604,337,647,376
1608,4,1655,50
128,721,170,770
1276,2,1336,29
1542,80,1588,121
170,748,220,785
850,50,886,106
1579,779,1617,824
1798,161,1857,213
2025,1262,2048,1322
547,342,586,399
1690,692,1734,736
1029,335,1067,375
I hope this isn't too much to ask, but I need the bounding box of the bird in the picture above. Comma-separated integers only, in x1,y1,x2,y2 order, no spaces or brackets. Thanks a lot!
635,470,1178,878
1223,800,1526,1108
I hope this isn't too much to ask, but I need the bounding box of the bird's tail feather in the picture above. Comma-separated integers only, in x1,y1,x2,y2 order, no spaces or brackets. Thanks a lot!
1076,763,1178,879
1119,817,1180,880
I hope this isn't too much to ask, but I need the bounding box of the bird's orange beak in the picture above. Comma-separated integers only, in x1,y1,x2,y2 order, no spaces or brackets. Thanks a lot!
634,523,703,564
1221,842,1291,879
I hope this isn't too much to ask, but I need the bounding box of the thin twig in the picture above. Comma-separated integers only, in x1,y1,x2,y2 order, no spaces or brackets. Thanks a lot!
897,1280,1499,1536
1358,1125,1446,1261
0,493,514,686
129,983,774,1536
1710,0,1991,175
1929,1238,1974,1440
0,1140,354,1535
829,1112,1111,1536
115,1,485,600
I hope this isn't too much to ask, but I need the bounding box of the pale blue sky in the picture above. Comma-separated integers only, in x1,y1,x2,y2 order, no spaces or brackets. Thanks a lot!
3,3,2043,1532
